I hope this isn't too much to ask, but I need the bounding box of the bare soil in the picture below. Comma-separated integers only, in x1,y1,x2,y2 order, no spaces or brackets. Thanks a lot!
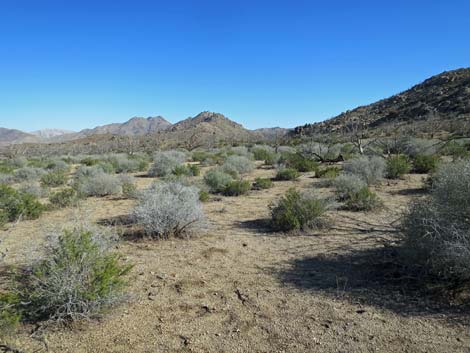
1,167,469,353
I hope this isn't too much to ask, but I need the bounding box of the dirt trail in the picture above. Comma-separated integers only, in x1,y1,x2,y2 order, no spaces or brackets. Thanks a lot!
2,170,470,352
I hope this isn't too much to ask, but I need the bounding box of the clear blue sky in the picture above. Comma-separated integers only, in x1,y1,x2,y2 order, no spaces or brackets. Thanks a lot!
1,0,469,131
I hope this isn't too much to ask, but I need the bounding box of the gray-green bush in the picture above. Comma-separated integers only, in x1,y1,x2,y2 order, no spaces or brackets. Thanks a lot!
343,156,385,185
148,150,186,177
204,169,234,193
133,181,205,239
11,227,131,324
400,160,470,284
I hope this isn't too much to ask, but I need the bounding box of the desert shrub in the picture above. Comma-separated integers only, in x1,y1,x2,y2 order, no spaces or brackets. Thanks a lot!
271,188,331,231
223,180,251,196
75,165,106,179
400,160,470,284
0,173,14,185
18,182,48,198
133,181,205,239
80,157,99,166
192,151,211,163
300,142,342,162
148,150,186,177
344,187,381,211
119,175,139,199
0,185,45,222
229,146,253,158
74,171,122,197
333,174,367,201
277,146,296,154
204,169,234,193
251,145,275,162
14,167,45,182
252,177,273,190
105,154,145,174
49,188,79,208
80,156,99,167
275,168,300,181
403,138,438,158
0,210,7,227
279,152,318,172
0,292,21,332
96,161,116,174
316,166,341,179
199,190,210,202
412,154,439,174
222,155,255,175
441,140,470,159
188,164,200,176
10,157,27,168
343,156,385,185
172,164,200,177
46,159,70,172
40,170,67,187
13,227,131,323
386,155,411,179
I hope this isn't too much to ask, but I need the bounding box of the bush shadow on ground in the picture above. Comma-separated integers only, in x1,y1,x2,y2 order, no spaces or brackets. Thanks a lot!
276,246,470,324
97,214,147,240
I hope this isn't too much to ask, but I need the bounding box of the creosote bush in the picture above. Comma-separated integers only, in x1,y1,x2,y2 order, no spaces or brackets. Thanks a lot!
41,170,67,187
133,181,205,239
204,169,233,193
344,187,381,211
0,184,45,222
223,180,251,196
271,188,332,232
4,227,131,324
279,152,318,172
252,177,273,190
275,168,300,181
386,155,411,179
48,188,79,208
251,145,276,162
148,150,186,177
343,156,385,185
400,160,470,285
412,154,439,174
316,166,341,179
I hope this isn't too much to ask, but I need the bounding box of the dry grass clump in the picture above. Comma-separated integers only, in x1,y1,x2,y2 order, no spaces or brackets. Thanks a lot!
133,181,205,239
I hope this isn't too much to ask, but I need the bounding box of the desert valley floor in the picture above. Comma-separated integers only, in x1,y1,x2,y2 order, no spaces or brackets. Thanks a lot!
2,165,469,353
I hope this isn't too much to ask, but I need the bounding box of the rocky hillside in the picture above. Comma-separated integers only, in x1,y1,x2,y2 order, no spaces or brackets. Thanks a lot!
294,68,470,137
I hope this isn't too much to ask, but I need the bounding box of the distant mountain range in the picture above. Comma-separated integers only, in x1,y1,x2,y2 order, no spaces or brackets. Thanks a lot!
3,68,469,151
293,68,470,137
0,113,289,147
0,112,291,155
